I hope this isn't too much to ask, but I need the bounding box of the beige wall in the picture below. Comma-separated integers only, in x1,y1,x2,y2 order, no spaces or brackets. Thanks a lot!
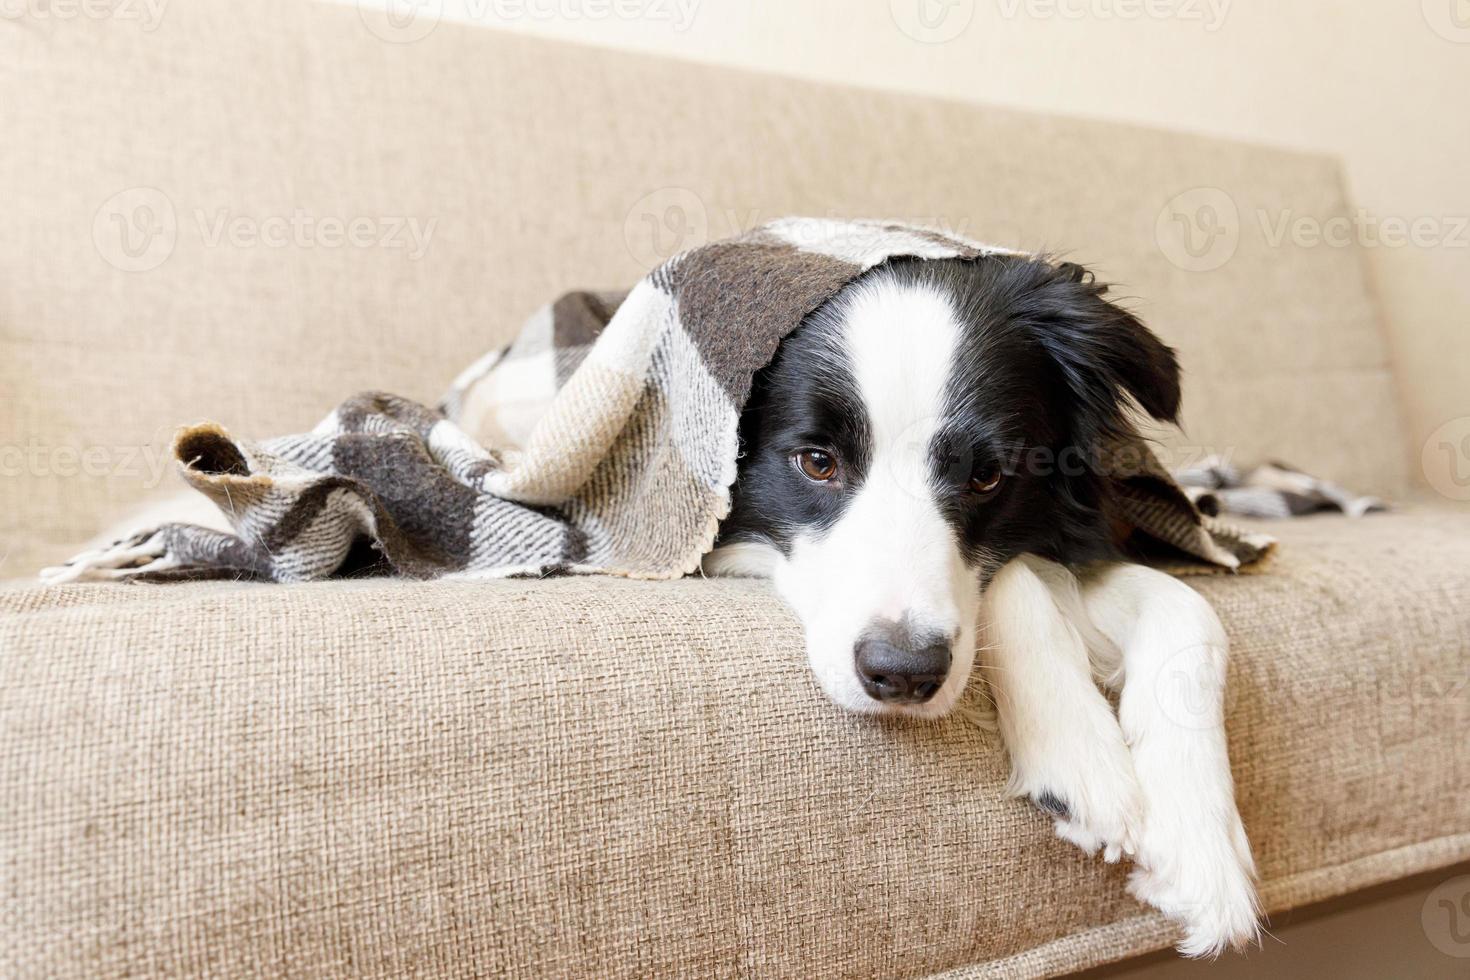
347,0,1470,499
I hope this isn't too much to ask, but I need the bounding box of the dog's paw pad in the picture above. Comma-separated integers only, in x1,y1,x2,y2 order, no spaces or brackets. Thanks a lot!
1023,779,1140,862
1032,791,1070,820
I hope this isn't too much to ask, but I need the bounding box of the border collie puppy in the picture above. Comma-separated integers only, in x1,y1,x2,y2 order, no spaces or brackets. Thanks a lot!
704,255,1260,957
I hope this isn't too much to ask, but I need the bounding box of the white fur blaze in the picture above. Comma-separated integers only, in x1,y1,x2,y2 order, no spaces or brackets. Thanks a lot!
769,275,981,718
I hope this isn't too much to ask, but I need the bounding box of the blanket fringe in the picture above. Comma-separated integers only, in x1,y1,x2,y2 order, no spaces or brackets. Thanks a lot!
40,530,176,585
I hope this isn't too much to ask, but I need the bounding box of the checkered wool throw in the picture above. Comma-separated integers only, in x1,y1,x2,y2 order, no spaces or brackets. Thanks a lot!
50,219,1280,584
1176,456,1386,520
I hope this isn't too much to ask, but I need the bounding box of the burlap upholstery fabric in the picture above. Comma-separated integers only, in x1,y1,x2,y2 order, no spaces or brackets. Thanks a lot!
0,0,1408,579
4,508,1469,977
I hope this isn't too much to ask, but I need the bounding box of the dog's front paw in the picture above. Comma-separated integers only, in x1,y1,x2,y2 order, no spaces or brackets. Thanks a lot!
1128,812,1260,957
1012,735,1143,864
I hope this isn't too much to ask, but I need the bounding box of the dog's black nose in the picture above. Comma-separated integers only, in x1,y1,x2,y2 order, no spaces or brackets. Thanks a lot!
855,631,951,704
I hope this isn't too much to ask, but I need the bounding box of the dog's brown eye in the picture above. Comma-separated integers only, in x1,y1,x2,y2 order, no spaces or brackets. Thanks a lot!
794,449,838,482
969,466,1003,496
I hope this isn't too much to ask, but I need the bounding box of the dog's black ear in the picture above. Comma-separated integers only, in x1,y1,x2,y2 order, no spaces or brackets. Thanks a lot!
1031,261,1181,425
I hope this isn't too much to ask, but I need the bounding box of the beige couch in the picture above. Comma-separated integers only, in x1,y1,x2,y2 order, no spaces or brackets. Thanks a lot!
3,2,1469,976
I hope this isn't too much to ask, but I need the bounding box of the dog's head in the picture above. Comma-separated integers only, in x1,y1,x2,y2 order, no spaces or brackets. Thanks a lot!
717,255,1181,717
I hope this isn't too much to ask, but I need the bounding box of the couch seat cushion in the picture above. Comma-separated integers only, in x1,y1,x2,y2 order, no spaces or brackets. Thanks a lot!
3,506,1468,978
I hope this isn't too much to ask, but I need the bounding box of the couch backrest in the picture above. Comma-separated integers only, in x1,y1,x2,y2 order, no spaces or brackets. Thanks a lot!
0,0,1408,576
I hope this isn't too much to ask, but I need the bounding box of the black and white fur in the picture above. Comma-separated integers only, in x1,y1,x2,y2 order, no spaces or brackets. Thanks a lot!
705,255,1260,956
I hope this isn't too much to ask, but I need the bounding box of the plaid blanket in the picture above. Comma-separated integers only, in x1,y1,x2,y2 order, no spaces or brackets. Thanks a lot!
46,218,1276,584
1176,456,1386,519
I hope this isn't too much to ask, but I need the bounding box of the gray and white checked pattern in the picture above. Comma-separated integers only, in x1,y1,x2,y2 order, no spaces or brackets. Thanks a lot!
1176,456,1388,520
